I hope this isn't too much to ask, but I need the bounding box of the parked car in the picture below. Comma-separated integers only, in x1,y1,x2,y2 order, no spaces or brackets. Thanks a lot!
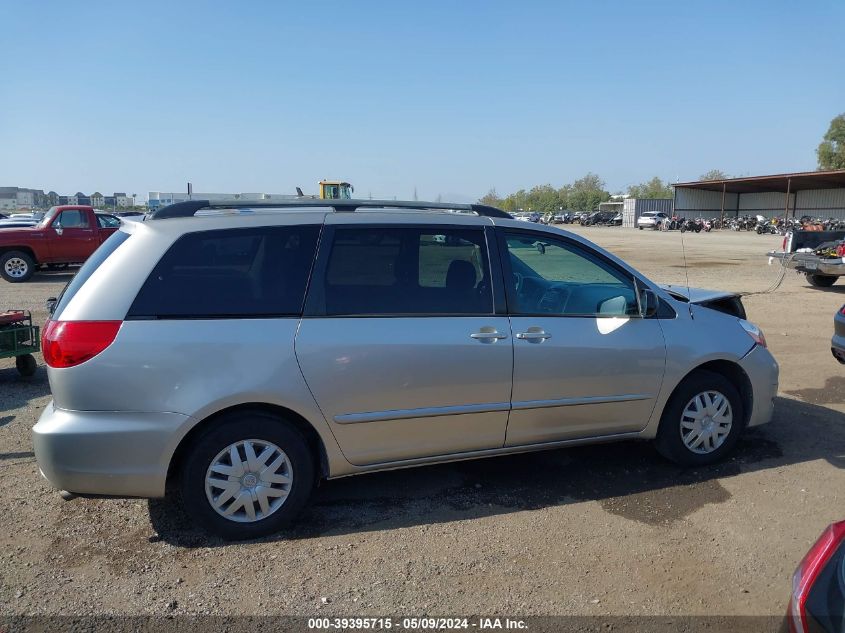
0,205,119,282
113,211,148,222
637,211,670,230
581,210,616,226
0,217,39,229
34,198,778,539
787,520,845,633
609,212,623,226
832,305,845,364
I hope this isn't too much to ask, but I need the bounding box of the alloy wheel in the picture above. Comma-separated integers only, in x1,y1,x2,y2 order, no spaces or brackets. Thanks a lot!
4,257,29,278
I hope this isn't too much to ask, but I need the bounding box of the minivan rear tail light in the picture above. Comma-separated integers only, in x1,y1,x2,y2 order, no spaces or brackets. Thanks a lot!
788,520,845,633
840,304,845,316
42,320,122,368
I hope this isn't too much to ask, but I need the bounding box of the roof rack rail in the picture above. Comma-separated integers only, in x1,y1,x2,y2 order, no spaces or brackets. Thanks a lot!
147,198,512,220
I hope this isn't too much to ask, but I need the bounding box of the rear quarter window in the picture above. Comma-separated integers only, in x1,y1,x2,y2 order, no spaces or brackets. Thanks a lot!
127,225,320,319
52,230,132,319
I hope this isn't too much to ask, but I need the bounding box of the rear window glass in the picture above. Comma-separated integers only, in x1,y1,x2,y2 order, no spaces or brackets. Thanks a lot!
52,230,132,319
128,225,320,318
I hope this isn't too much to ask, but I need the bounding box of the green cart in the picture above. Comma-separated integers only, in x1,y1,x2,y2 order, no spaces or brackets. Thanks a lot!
0,310,40,377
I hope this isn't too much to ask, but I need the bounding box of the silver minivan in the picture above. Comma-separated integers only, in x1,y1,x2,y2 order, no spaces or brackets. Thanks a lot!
33,199,778,539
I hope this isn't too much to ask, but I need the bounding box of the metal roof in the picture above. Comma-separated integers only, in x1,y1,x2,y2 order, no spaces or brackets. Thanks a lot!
673,169,845,194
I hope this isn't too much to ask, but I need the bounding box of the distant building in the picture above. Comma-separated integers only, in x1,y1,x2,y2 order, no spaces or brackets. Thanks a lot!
114,193,134,208
0,191,16,211
0,187,46,210
91,192,105,207
673,169,845,220
147,191,294,210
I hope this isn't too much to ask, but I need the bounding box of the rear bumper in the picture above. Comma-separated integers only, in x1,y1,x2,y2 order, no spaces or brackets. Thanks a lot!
768,251,845,276
32,402,191,497
739,345,779,428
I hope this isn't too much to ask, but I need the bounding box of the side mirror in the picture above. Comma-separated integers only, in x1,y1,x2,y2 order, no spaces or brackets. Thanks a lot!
46,297,57,315
640,288,659,317
54,225,63,236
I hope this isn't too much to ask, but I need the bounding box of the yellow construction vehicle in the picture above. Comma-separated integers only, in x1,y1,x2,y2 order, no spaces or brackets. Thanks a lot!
318,180,354,199
294,180,355,200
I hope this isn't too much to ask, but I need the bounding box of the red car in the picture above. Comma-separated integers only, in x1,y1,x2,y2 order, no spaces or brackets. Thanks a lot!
0,205,120,282
788,520,845,632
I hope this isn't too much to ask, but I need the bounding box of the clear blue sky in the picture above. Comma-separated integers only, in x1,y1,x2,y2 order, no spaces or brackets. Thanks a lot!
2,0,843,202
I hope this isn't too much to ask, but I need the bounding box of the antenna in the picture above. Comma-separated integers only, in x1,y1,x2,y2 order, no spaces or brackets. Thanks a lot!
679,225,694,319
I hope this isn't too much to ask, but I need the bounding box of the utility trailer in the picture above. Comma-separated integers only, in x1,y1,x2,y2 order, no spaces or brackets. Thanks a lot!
0,310,39,376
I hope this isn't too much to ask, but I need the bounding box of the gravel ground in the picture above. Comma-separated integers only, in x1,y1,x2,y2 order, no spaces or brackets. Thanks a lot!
1,226,843,617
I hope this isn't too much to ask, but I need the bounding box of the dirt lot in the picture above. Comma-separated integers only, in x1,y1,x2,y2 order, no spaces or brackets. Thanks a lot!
1,226,843,617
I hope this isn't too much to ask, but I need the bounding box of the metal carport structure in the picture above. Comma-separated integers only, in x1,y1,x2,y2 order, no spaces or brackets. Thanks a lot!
673,169,845,223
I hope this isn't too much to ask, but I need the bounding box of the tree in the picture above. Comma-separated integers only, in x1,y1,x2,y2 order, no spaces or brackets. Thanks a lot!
700,169,730,181
627,176,673,199
568,173,611,212
817,113,845,170
478,188,502,207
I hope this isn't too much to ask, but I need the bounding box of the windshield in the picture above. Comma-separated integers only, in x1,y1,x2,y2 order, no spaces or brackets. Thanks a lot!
38,206,60,227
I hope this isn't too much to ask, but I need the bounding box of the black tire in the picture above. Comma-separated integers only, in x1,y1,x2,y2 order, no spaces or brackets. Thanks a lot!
638,226,643,230
0,251,36,283
695,225,702,233
807,274,837,288
680,225,686,233
654,370,745,466
15,354,37,377
177,411,315,540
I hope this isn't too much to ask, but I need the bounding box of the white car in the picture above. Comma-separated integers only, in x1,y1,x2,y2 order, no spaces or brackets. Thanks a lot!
637,211,669,230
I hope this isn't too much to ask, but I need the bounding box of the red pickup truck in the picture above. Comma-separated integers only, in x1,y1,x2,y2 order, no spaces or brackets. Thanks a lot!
0,206,121,282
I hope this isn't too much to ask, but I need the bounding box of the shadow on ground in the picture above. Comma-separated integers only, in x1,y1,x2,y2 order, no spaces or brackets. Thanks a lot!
26,270,77,285
148,396,845,547
0,364,50,408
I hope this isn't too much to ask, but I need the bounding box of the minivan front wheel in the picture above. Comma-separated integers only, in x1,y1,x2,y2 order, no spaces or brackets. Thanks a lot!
655,370,744,466
178,412,315,539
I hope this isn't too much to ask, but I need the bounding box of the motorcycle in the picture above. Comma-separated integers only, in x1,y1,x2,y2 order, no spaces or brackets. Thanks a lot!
679,218,702,233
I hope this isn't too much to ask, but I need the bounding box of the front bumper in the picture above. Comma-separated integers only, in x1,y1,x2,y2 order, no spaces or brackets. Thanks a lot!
739,345,779,427
832,332,845,364
32,402,192,497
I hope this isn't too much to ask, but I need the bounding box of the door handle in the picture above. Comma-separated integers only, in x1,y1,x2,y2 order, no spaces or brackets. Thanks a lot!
516,330,552,341
470,330,508,341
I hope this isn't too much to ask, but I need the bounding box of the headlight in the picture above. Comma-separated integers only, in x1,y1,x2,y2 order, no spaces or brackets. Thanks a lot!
739,319,767,348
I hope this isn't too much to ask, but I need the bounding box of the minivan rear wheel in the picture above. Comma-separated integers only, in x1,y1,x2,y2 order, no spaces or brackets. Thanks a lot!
177,411,315,539
655,370,744,466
